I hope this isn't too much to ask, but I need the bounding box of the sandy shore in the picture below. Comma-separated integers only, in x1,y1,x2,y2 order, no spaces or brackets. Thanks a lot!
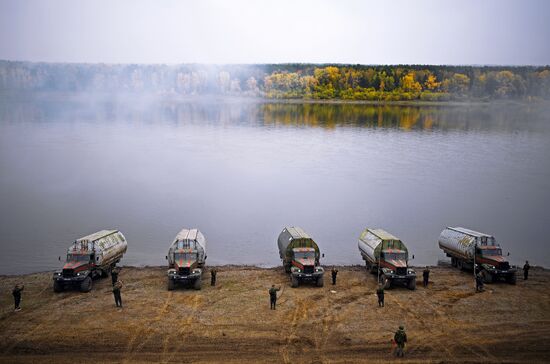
0,265,549,363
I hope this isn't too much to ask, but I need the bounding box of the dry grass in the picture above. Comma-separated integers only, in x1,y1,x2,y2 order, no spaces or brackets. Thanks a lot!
0,265,549,363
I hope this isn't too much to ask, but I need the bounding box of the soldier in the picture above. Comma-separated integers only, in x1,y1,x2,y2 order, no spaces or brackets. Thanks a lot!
211,268,217,286
113,280,123,308
423,266,430,287
111,267,119,286
523,261,530,280
331,267,338,285
376,285,384,307
475,272,484,292
12,284,24,312
393,325,407,357
269,285,281,310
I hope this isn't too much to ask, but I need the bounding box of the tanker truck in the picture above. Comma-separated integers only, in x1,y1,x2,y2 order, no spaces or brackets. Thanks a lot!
277,226,324,288
166,228,207,290
438,227,517,284
52,230,128,293
358,228,417,290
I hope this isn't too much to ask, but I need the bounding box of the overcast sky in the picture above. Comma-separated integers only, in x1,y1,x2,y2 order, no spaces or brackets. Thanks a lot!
0,0,549,65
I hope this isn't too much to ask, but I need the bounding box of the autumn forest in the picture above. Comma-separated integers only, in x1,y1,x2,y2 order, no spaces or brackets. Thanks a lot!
1,61,549,101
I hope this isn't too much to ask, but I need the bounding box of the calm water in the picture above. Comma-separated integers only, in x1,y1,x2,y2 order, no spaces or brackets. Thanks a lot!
1,95,549,274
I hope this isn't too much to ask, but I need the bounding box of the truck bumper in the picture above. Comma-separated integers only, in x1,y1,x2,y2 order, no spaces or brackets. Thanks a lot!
386,273,416,282
169,273,201,282
486,268,517,276
291,272,323,281
53,276,87,285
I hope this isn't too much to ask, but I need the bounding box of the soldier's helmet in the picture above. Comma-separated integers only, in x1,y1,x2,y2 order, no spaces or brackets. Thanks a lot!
399,325,404,330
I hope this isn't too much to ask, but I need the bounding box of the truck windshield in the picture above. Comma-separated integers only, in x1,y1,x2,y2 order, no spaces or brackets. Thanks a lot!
480,248,502,256
175,252,196,261
294,251,315,260
67,254,90,262
382,252,407,260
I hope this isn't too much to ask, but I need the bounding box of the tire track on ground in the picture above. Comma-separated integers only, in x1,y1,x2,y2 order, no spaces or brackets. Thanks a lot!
122,292,172,364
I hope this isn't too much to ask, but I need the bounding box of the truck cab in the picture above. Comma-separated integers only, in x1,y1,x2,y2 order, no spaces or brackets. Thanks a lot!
53,249,95,292
278,227,324,288
166,228,207,290
475,245,515,283
167,249,203,290
379,249,416,289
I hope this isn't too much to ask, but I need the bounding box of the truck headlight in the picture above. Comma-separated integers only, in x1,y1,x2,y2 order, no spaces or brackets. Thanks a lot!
53,272,61,276
193,269,201,274
76,271,88,276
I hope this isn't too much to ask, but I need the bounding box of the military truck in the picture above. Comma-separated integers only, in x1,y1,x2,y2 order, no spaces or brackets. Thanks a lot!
439,227,517,284
53,230,128,293
358,228,416,290
277,226,324,288
166,228,207,290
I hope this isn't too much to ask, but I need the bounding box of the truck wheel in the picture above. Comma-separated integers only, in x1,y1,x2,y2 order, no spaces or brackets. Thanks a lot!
167,278,175,291
291,275,299,288
316,276,324,287
284,264,291,274
482,271,493,284
80,277,92,292
451,257,457,267
53,281,63,293
507,273,517,285
456,260,463,270
380,274,391,289
193,278,202,290
408,278,416,290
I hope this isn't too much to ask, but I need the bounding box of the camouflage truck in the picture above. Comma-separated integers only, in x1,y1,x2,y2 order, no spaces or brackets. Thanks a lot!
277,226,324,288
358,228,416,290
439,227,517,284
166,228,207,290
53,230,128,292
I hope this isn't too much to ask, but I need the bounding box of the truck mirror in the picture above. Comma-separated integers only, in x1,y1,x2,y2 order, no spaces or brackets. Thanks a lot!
165,256,168,260
58,256,61,261
96,256,99,261
507,252,510,256
322,253,325,258
412,254,415,259
205,255,208,259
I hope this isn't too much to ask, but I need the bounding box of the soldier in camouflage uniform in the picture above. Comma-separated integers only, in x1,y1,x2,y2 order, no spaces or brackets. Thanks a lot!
113,280,123,308
376,285,385,307
331,267,338,285
269,285,281,310
12,284,24,312
393,325,407,357
211,268,217,286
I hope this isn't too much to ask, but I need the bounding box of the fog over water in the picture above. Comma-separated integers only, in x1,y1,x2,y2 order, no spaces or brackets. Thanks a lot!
0,96,549,274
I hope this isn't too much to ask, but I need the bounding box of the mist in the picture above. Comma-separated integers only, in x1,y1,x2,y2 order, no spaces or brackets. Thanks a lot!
1,0,549,65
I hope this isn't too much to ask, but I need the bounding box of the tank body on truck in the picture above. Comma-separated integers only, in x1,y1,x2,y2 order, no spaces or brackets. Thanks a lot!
358,228,416,290
438,227,517,284
166,228,207,290
52,230,128,293
278,226,324,288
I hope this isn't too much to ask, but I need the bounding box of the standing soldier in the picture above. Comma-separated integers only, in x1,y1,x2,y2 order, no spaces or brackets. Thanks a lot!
113,280,123,308
211,268,217,286
331,267,338,285
12,284,24,312
111,267,119,286
376,285,385,307
475,271,484,292
393,325,407,357
423,266,430,287
523,261,530,280
269,285,281,310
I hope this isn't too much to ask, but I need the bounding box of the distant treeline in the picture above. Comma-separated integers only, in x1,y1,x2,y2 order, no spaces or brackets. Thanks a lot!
1,60,549,101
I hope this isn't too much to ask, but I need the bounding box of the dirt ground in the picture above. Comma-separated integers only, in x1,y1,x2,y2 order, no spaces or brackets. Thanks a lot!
0,265,549,363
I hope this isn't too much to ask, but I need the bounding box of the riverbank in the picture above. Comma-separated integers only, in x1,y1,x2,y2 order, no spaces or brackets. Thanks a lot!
1,265,549,363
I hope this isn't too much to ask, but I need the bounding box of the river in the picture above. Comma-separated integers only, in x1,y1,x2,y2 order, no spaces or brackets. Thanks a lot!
1,95,549,274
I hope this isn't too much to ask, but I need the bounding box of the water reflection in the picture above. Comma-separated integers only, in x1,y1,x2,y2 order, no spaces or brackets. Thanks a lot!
1,95,548,133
